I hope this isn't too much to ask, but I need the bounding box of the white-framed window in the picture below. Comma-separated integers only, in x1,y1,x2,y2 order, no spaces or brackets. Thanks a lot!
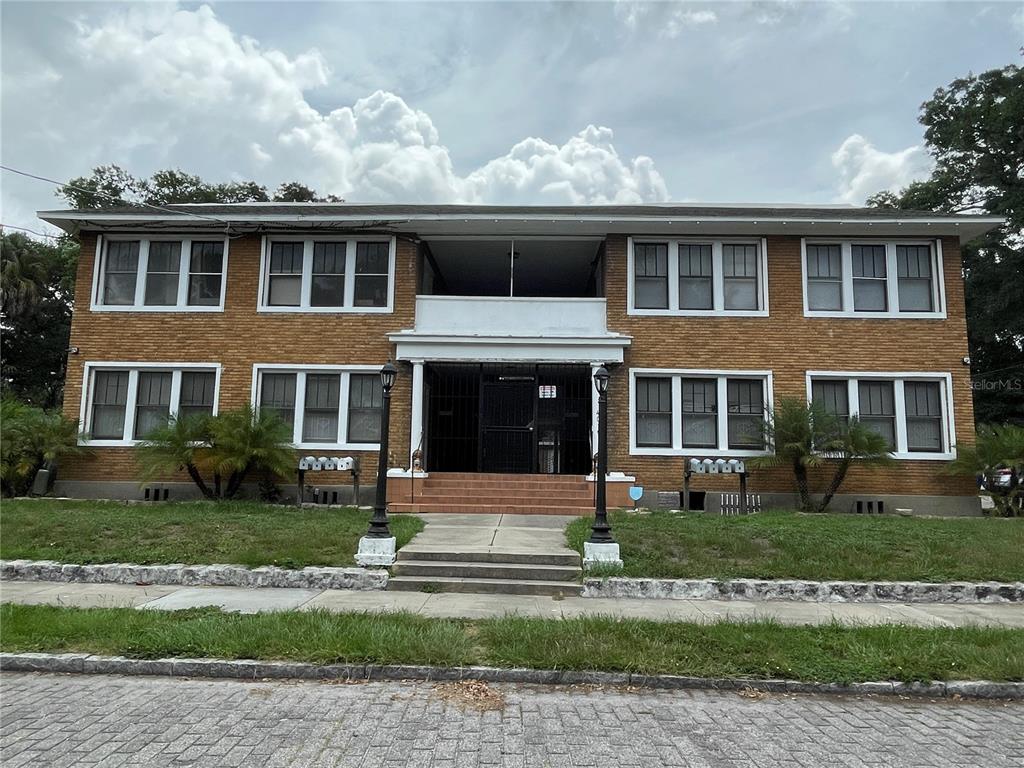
627,237,769,316
91,235,228,312
258,236,396,313
801,239,945,318
79,363,222,446
806,371,955,459
251,365,384,448
629,368,774,456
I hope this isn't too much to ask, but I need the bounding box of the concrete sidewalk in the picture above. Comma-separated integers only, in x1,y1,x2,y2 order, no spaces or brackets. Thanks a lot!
3,579,1023,627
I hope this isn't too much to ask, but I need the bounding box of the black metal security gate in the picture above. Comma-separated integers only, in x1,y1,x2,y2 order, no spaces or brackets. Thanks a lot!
425,363,591,474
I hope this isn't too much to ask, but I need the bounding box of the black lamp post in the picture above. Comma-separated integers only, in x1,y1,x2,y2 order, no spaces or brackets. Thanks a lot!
590,365,614,544
366,360,397,539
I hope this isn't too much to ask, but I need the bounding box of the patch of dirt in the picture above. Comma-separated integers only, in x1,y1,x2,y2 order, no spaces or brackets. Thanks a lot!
431,679,506,711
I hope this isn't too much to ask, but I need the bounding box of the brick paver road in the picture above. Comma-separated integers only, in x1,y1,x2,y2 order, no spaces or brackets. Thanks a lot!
1,672,1021,767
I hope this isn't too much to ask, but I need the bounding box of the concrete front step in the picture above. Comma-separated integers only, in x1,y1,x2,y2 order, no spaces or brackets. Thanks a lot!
387,575,582,597
420,480,591,492
389,503,593,515
411,494,592,506
396,549,581,567
392,560,581,582
427,472,586,480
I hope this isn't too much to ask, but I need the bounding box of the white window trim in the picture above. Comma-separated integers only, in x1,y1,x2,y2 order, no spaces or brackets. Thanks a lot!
626,236,769,317
629,367,774,457
800,238,946,319
90,234,229,312
257,235,396,314
78,362,222,447
805,371,956,460
250,363,384,450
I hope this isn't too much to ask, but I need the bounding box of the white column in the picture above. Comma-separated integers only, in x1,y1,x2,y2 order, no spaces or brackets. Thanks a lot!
590,362,601,470
410,360,425,470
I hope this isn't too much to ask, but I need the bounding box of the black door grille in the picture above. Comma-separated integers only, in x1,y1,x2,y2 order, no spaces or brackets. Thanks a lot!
425,363,591,474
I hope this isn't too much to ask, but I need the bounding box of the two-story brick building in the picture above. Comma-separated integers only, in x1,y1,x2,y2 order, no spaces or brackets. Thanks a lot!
39,203,1002,515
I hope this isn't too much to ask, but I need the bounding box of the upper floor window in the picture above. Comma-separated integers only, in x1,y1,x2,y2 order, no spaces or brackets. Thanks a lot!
631,368,772,456
259,237,395,313
82,364,220,445
253,366,383,448
808,372,953,458
92,236,227,312
628,238,768,316
802,239,945,318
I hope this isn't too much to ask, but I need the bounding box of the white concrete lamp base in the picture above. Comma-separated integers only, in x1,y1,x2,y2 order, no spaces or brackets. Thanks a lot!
355,536,397,567
583,542,623,570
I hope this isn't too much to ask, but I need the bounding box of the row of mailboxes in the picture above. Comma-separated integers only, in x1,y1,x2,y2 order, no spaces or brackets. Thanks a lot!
298,456,359,472
688,458,746,475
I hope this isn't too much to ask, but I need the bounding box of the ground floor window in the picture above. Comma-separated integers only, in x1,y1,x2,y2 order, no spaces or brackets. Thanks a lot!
82,364,220,444
631,369,772,456
807,373,953,458
253,366,382,448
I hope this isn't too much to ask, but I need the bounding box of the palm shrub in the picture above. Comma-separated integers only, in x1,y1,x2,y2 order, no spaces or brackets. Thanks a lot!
137,405,294,500
750,397,894,513
0,397,84,496
945,424,1024,517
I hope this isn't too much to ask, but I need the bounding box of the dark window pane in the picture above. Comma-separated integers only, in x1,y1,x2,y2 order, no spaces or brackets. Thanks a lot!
259,373,296,429
91,370,129,439
806,244,842,310
681,378,716,448
634,243,669,309
145,241,181,306
189,242,224,274
905,381,943,452
147,242,181,272
811,380,849,417
103,241,140,305
134,372,172,439
270,242,304,273
353,275,388,307
896,245,934,312
348,374,383,443
355,242,389,274
178,372,215,422
303,374,340,442
858,380,896,449
636,377,672,447
186,242,223,306
188,274,222,306
727,379,764,448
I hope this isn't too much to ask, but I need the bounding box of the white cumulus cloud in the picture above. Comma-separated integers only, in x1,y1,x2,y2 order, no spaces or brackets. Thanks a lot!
831,134,932,204
65,3,669,205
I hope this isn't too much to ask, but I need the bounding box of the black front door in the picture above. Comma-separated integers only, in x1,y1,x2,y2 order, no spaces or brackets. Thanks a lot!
480,374,535,473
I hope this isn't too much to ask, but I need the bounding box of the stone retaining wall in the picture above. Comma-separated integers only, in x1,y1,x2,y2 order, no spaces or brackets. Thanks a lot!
0,560,387,591
582,577,1024,603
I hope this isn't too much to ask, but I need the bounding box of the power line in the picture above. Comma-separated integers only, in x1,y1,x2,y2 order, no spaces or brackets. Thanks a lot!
0,223,62,240
0,164,235,229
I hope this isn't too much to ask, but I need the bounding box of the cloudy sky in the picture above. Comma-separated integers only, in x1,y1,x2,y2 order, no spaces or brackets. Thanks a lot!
2,1,1020,235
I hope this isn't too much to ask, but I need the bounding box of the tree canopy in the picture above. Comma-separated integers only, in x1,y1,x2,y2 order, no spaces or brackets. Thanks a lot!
60,166,342,209
868,63,1024,425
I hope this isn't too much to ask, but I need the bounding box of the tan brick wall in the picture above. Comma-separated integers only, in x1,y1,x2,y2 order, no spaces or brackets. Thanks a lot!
603,234,975,497
61,233,418,486
62,229,976,500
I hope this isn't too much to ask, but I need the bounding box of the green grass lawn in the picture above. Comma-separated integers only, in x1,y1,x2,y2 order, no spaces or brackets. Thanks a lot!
3,603,1022,683
566,510,1024,583
0,499,423,568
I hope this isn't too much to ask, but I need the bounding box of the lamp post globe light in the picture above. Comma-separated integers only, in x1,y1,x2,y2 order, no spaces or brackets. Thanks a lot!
584,365,622,570
356,361,399,567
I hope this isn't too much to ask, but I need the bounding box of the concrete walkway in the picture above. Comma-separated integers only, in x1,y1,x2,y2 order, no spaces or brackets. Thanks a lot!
3,579,1023,627
400,513,579,558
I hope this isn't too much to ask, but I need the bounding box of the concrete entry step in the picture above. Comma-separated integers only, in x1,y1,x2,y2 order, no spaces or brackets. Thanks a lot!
387,576,582,598
412,494,591,506
396,549,581,567
390,504,593,515
392,560,581,582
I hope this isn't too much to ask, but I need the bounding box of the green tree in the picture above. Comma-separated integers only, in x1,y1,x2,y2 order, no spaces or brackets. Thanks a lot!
751,398,894,513
0,397,85,497
946,423,1024,517
0,232,79,407
868,64,1024,425
136,406,294,500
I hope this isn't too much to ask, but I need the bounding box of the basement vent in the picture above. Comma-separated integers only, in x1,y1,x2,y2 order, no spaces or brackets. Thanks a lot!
854,499,885,515
142,486,170,502
655,491,681,509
